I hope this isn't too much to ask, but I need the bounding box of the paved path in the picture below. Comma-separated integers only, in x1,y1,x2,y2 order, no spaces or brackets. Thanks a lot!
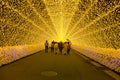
0,49,117,80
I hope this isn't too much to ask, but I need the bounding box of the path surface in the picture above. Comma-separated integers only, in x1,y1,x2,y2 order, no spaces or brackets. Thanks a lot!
0,49,117,80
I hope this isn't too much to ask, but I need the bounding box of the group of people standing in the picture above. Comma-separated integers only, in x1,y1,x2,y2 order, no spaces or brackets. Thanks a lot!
45,40,71,55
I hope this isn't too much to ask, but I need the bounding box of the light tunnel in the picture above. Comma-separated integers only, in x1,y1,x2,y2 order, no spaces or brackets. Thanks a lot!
0,0,120,73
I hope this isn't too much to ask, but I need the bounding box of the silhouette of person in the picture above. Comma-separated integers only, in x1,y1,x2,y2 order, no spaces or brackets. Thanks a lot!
58,41,63,54
54,42,58,54
45,40,49,53
51,40,55,53
63,42,68,55
67,42,71,55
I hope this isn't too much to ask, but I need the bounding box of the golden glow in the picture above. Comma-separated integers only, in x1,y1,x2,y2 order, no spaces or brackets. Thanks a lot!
0,0,120,49
1,0,120,74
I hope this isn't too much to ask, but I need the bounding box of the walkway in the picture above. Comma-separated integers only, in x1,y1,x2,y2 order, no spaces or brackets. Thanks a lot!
0,49,116,80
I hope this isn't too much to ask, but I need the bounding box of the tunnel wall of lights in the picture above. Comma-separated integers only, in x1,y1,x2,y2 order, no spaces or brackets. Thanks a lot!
72,45,120,72
0,0,120,72
0,45,43,66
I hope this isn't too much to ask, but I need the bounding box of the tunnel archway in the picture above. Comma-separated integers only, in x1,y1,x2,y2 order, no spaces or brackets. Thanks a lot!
0,0,120,73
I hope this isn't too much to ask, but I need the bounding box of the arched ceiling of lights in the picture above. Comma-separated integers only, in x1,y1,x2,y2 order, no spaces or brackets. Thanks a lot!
0,0,120,49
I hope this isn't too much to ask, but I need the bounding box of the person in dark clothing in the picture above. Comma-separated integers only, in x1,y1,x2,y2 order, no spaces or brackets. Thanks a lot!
51,40,55,53
45,40,49,53
67,42,71,55
58,42,63,54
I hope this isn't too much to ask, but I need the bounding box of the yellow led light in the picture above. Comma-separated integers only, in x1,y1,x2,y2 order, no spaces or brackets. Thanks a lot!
0,0,119,49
